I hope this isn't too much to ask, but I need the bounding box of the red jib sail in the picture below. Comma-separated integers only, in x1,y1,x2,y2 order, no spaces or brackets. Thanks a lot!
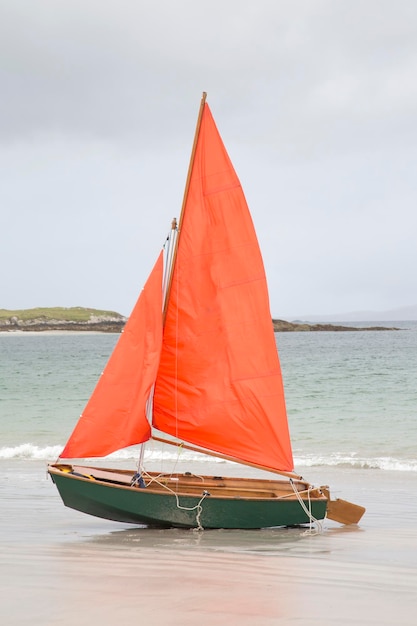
153,103,294,472
60,252,163,458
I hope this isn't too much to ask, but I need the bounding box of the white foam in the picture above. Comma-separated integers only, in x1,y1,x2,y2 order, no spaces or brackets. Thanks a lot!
0,443,63,460
0,443,227,463
294,453,417,472
2,443,416,472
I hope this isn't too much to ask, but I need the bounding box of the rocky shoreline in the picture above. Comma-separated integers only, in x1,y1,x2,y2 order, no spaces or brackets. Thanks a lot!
0,320,126,333
272,319,398,332
0,315,398,333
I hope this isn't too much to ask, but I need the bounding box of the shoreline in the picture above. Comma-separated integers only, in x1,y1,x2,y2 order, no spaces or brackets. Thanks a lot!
272,319,400,332
0,324,124,333
0,307,403,333
0,330,119,336
0,320,401,333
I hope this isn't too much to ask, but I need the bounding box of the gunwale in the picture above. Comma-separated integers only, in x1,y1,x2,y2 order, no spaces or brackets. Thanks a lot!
49,464,327,503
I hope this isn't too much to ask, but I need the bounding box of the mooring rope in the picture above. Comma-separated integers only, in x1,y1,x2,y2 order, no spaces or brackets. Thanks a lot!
290,478,323,535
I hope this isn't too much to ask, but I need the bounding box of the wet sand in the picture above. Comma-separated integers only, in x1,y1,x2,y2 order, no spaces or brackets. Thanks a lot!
2,462,417,625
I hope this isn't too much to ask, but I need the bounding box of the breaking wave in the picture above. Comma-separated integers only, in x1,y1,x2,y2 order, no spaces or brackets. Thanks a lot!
2,443,417,472
293,453,417,472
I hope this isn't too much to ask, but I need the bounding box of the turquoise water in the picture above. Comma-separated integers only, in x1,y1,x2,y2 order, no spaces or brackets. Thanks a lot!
279,322,417,470
1,324,416,472
0,333,112,449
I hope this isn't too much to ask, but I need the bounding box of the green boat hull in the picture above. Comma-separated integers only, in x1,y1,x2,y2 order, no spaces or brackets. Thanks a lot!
48,465,327,529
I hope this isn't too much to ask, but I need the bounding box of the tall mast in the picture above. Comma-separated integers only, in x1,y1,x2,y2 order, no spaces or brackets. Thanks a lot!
162,92,207,321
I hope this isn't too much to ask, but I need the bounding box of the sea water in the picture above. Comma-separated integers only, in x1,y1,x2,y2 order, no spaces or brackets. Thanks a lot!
1,325,417,625
1,323,416,471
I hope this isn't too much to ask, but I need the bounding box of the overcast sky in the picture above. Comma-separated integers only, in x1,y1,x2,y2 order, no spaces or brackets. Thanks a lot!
1,1,416,319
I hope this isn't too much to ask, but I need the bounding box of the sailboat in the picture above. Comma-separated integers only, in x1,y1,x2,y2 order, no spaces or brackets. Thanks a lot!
48,93,365,530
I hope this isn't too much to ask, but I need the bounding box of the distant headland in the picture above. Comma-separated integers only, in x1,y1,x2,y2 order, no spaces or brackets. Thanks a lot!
272,319,398,332
0,307,399,333
0,307,126,333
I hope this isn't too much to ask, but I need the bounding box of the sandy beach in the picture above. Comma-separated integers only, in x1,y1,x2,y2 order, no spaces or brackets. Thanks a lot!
2,461,417,626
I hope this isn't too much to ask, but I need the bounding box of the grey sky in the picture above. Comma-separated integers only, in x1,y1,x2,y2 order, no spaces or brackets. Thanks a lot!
1,1,416,319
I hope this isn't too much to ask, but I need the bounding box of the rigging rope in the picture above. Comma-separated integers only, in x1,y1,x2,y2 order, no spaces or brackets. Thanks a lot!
290,478,323,535
139,468,209,530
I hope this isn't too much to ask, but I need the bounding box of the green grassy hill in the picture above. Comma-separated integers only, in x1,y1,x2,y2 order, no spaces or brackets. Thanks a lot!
0,307,124,322
0,307,126,332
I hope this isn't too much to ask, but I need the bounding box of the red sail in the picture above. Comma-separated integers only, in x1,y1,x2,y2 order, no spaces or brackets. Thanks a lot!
60,252,163,458
153,104,294,472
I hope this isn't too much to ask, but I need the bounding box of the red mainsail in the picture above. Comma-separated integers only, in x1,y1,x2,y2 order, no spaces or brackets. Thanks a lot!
153,103,294,472
60,252,163,458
